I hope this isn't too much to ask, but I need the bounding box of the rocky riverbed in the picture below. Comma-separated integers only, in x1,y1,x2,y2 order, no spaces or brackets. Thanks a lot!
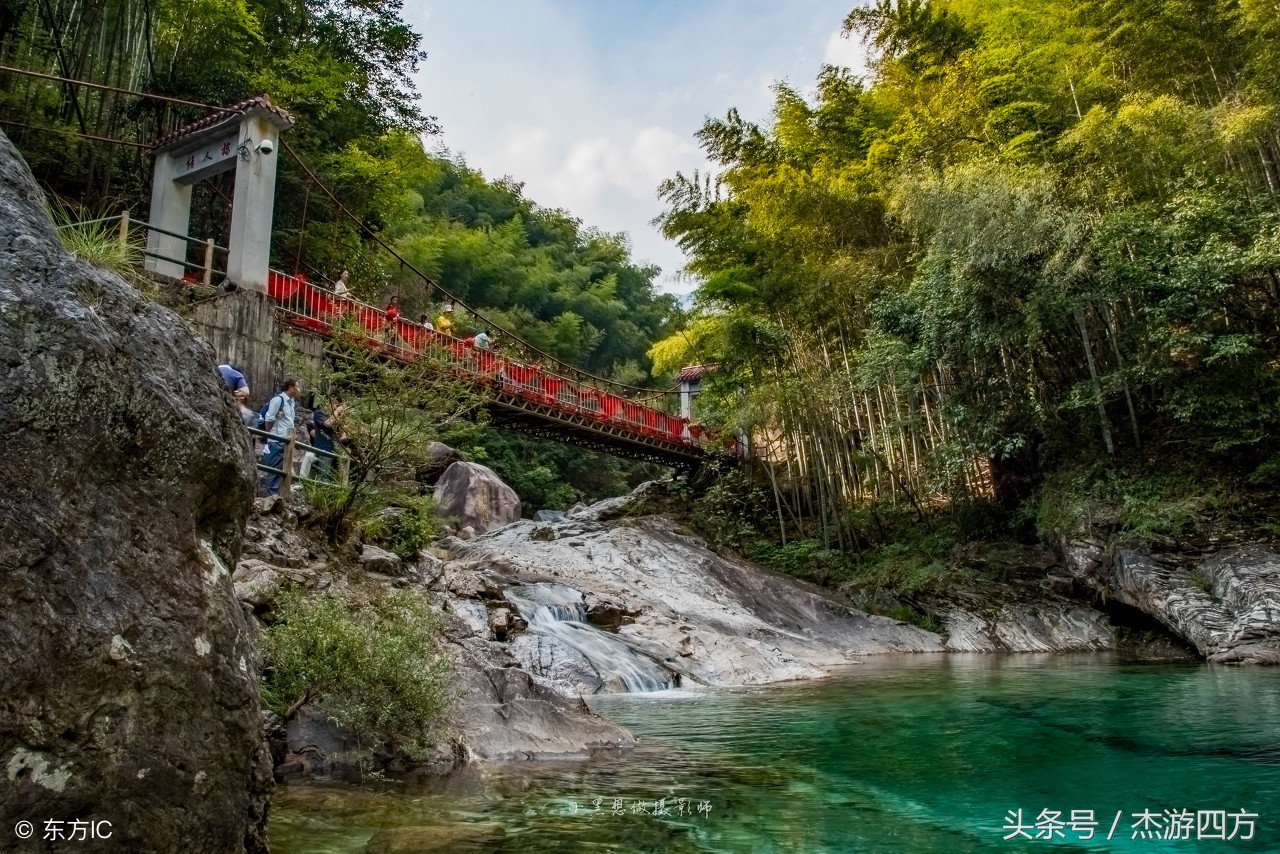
235,477,1169,786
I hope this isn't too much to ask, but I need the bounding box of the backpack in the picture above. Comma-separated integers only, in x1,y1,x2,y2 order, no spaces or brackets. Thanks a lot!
257,392,287,430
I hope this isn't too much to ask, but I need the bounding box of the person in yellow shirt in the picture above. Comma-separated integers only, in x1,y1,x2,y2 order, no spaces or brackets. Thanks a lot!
435,305,455,336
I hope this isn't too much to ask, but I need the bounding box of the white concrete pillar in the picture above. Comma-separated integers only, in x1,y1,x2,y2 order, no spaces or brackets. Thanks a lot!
144,152,192,280
680,380,700,420
226,113,282,292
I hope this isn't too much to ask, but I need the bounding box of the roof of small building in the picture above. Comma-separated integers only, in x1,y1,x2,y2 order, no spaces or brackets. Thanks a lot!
676,364,716,384
151,95,295,151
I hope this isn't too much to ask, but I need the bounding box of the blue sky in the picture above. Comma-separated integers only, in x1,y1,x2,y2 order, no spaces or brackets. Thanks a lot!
406,0,869,295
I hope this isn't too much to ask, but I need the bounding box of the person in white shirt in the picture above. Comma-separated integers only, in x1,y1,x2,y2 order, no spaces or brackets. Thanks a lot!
333,270,350,296
261,378,300,494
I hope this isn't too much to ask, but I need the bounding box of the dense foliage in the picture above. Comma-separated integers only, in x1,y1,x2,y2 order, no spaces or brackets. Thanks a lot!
656,0,1280,547
2,0,680,505
381,152,679,379
298,318,486,550
260,588,454,764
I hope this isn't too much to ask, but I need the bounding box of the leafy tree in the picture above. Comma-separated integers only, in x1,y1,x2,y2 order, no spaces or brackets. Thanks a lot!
656,0,1280,547
303,319,487,545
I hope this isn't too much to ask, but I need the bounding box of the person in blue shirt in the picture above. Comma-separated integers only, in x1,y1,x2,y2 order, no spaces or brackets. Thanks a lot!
473,329,491,350
261,378,300,494
309,396,343,481
218,364,248,395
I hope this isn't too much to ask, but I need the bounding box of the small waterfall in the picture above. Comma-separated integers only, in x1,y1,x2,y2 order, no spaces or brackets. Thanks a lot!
505,583,674,693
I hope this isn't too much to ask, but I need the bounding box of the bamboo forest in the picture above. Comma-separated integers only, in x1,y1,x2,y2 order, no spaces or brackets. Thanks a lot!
1,1,1279,853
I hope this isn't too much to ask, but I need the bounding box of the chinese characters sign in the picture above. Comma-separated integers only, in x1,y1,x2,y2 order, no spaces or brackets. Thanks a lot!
172,133,238,184
568,797,712,819
1003,808,1258,842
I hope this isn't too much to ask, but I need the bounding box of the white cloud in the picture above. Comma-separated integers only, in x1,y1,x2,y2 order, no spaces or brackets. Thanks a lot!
499,126,700,228
412,1,862,292
824,27,871,79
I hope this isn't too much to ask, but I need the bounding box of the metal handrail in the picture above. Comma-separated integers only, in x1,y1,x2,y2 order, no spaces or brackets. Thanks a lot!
141,248,225,275
246,422,346,491
136,216,228,252
56,215,118,230
247,424,339,461
59,211,229,252
266,270,707,450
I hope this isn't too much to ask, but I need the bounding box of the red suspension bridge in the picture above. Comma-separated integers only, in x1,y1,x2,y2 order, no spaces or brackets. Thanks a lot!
265,271,726,467
1,58,728,468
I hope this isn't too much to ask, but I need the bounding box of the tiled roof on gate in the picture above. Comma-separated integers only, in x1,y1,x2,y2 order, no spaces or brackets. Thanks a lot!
676,364,716,384
150,95,295,150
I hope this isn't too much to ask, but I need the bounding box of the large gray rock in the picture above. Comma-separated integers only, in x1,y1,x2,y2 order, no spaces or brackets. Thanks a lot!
1064,540,1280,664
0,133,270,850
938,602,1114,653
359,544,403,576
508,633,606,695
433,461,521,535
450,643,634,761
450,513,945,693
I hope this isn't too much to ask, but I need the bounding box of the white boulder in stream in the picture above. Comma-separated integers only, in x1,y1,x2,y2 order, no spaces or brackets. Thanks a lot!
445,512,944,694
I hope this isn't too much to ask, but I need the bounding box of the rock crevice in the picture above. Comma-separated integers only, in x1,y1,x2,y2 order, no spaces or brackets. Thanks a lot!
1062,538,1280,664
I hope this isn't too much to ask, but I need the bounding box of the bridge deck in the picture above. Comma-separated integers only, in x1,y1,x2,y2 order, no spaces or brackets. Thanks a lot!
265,272,721,467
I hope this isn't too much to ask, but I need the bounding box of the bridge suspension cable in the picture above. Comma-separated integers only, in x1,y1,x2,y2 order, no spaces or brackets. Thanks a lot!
0,61,682,404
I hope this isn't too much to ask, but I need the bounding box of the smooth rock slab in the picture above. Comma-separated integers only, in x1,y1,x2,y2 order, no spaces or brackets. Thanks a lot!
941,603,1113,653
509,632,606,695
450,645,634,761
1064,541,1280,663
450,509,944,693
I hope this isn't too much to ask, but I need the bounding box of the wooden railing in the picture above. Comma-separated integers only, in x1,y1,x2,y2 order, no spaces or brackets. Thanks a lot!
248,424,347,492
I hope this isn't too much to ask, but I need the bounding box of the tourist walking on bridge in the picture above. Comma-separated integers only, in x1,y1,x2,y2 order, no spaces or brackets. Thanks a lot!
383,296,402,345
436,304,454,336
261,378,300,495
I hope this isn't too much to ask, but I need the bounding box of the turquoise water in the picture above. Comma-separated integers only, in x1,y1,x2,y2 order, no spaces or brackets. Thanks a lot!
269,654,1280,853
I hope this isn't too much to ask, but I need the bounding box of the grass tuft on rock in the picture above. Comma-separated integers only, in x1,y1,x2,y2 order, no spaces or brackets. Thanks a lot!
260,587,455,764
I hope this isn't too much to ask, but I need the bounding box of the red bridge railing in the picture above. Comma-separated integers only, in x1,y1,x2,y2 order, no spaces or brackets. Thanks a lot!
266,271,706,451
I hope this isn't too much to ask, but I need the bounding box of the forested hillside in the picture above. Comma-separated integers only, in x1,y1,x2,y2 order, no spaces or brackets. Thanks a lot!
0,0,678,507
656,0,1280,554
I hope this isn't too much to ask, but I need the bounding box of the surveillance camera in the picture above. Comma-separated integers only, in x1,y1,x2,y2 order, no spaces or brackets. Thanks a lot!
256,138,275,155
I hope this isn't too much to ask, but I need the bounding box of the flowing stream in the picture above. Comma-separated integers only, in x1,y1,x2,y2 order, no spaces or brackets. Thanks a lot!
504,583,674,693
269,654,1280,853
